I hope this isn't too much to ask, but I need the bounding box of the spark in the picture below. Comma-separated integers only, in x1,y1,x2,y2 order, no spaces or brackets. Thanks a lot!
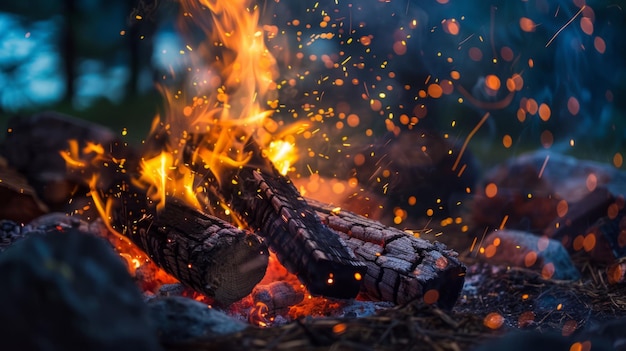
538,154,550,178
545,5,586,47
472,227,490,257
499,215,509,229
452,112,490,172
457,163,467,177
457,33,474,47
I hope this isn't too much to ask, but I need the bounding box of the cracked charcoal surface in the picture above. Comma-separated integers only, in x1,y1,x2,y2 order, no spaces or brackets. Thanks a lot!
226,167,367,299
112,198,269,306
307,198,465,309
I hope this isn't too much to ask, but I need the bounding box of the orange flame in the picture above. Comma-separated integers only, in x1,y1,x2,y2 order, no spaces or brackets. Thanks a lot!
136,0,298,213
59,141,156,277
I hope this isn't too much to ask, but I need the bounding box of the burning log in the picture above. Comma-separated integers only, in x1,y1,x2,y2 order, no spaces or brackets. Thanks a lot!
182,132,464,304
108,195,269,306
177,129,366,299
0,113,270,306
306,199,466,309
221,164,367,300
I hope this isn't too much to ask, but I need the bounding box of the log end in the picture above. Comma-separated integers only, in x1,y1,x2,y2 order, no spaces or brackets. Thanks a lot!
203,233,269,306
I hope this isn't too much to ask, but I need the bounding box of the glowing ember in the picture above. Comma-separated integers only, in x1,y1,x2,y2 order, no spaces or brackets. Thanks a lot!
483,312,504,330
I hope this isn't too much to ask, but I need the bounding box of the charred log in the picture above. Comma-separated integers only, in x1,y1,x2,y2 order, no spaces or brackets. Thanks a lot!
108,193,269,306
306,199,465,309
223,166,367,299
180,133,367,300
1,114,268,306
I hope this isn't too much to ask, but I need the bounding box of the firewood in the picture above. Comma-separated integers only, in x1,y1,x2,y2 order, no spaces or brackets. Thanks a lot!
2,114,269,306
252,281,304,315
221,165,367,300
305,198,466,309
108,194,269,306
176,130,367,299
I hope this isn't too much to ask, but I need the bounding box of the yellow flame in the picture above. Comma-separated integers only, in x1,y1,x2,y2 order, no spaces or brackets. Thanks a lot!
266,140,295,175
137,0,298,212
59,139,85,168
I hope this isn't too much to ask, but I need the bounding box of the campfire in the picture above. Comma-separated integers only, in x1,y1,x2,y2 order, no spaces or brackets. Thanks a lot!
1,0,626,350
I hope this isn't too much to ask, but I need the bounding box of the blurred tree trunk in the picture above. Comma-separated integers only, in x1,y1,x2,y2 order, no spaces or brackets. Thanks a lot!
61,0,77,105
126,18,141,100
125,0,158,101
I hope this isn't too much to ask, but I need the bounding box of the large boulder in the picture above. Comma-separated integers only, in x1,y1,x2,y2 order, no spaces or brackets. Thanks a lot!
0,228,161,351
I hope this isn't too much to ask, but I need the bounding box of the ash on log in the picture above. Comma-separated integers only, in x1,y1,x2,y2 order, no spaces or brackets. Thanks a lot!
306,199,466,309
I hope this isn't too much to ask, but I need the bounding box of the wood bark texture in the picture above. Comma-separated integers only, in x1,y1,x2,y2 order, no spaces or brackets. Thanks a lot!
306,199,466,309
110,194,269,306
222,165,367,299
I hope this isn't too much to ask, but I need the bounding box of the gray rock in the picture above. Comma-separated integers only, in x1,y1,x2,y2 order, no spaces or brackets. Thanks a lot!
518,150,626,202
0,220,25,253
1,214,92,253
478,229,580,280
148,296,247,343
545,187,626,263
0,228,161,351
473,151,626,232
